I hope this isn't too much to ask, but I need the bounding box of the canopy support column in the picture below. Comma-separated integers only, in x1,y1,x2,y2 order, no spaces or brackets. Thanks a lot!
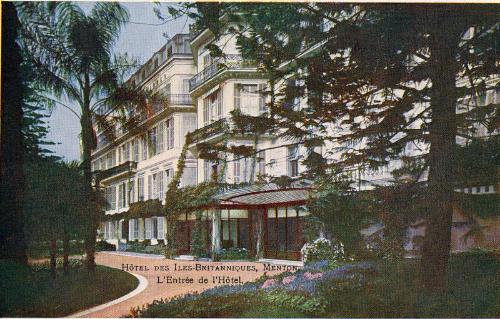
211,209,222,259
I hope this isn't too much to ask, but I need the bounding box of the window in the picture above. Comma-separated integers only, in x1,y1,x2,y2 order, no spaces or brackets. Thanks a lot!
234,160,241,184
166,118,174,149
258,83,267,113
234,84,258,115
106,186,116,211
129,179,135,203
122,142,130,163
204,160,218,182
165,169,172,188
287,145,299,177
234,157,250,184
104,222,115,240
129,219,139,241
285,79,300,111
152,217,159,239
106,152,115,168
182,79,190,93
148,127,157,157
118,183,126,209
145,218,152,240
203,89,222,125
138,176,144,201
181,167,197,187
163,83,171,97
257,150,266,176
203,54,212,69
100,157,106,170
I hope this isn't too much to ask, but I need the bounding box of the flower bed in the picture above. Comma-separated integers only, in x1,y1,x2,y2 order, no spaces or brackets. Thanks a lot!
128,252,499,318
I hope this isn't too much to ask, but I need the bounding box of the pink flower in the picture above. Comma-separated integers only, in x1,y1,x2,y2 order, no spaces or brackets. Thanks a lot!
303,272,323,280
282,275,296,285
261,278,277,289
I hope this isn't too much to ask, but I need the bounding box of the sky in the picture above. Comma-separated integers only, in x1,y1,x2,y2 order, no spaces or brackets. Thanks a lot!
45,2,191,161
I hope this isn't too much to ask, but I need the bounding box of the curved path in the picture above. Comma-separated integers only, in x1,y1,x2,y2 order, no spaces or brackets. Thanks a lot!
71,252,286,318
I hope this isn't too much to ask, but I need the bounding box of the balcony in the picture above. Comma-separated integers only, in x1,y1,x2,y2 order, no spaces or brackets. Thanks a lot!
165,94,192,106
96,161,137,182
189,119,228,144
189,55,256,92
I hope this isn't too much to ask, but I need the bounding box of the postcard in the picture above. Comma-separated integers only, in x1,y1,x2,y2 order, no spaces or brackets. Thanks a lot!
1,1,499,318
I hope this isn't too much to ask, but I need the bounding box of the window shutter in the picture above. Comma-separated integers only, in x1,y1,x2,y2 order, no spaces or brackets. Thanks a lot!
129,220,134,240
111,186,116,210
158,171,164,200
234,84,241,110
258,150,266,176
158,122,164,153
218,89,223,119
148,175,152,199
169,119,174,149
203,98,209,126
158,217,165,239
234,161,240,184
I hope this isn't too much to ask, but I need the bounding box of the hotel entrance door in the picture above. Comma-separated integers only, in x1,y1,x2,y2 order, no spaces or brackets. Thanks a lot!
264,207,305,261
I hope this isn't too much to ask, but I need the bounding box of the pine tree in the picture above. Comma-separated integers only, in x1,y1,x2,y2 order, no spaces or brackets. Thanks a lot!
175,3,500,291
0,2,29,264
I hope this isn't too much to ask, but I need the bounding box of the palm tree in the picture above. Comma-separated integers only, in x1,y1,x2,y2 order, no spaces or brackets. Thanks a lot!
16,2,149,271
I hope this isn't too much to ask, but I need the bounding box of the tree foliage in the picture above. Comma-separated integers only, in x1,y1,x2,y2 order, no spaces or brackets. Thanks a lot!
15,2,145,271
169,3,500,291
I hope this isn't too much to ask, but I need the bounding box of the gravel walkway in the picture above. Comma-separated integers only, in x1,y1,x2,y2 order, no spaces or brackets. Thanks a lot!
72,252,284,318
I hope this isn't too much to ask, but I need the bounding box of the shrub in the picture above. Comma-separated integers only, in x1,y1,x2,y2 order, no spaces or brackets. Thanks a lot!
301,237,345,267
264,290,326,316
219,247,249,260
31,258,83,272
95,241,115,251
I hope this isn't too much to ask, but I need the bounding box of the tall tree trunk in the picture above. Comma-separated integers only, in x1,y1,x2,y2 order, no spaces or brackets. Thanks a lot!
49,239,57,279
63,233,70,275
421,25,459,292
254,209,264,260
0,2,28,264
81,82,97,272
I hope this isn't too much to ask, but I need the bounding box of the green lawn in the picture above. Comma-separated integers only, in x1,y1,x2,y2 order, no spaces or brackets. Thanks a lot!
130,252,499,318
0,260,138,317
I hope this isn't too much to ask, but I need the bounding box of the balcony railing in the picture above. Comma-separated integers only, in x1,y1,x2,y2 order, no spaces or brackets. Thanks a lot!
189,119,228,144
96,161,137,181
165,93,192,106
189,55,256,91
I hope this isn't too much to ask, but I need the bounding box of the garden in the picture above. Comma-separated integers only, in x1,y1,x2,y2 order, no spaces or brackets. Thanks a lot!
0,259,138,317
129,241,500,318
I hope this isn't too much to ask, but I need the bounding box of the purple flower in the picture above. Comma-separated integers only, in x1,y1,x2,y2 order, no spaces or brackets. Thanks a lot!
282,275,296,285
261,278,277,289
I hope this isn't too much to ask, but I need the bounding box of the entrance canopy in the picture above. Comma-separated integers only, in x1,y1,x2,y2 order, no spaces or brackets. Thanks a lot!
215,183,313,209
